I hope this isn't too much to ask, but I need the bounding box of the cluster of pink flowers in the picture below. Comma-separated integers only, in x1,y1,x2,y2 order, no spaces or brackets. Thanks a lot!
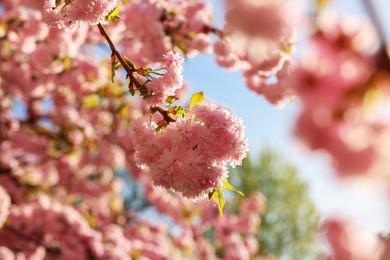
0,7,132,257
142,51,184,106
131,102,248,198
43,0,119,31
0,196,105,259
292,13,389,177
214,0,297,105
143,180,267,259
114,0,214,65
325,218,390,259
143,181,196,225
0,2,257,257
200,193,266,259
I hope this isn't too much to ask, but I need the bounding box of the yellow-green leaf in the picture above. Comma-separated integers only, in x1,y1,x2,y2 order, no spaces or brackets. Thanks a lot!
111,60,120,83
223,180,245,197
106,6,120,22
124,57,136,70
0,22,8,34
213,188,225,217
315,0,330,12
82,94,99,108
166,96,177,104
189,91,204,110
363,87,381,108
62,56,71,71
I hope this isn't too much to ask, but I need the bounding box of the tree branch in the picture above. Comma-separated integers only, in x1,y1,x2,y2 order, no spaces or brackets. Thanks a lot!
97,23,142,88
361,0,388,48
361,1,390,71
97,23,177,124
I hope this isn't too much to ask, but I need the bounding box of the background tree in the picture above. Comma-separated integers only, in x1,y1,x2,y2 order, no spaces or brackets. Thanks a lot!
230,150,320,258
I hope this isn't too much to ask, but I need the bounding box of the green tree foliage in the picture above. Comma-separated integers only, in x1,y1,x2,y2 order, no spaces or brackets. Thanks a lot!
230,149,320,259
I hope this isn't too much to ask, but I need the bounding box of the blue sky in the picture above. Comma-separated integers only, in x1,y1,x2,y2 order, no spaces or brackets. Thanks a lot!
183,0,390,234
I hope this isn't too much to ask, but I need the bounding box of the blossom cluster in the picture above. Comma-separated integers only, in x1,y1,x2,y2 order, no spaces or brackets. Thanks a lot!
214,0,297,105
142,51,184,106
0,196,106,259
118,0,214,64
292,13,390,179
143,182,267,259
0,1,255,258
325,218,390,259
44,0,119,31
131,102,248,199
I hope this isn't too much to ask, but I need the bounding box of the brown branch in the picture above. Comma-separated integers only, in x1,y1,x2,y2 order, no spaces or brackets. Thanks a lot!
360,1,390,72
97,23,142,88
156,107,176,123
361,0,388,48
97,23,179,127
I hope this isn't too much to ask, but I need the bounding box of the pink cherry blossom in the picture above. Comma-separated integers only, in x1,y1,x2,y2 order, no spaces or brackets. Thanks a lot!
131,102,248,198
292,13,389,177
0,186,11,228
213,0,298,105
43,0,119,31
325,218,384,260
143,51,184,106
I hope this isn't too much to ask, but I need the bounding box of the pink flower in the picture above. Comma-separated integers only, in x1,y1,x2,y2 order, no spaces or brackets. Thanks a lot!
0,247,14,260
131,102,248,198
0,186,11,228
43,0,119,31
325,218,383,260
292,14,382,176
214,0,297,104
144,51,184,106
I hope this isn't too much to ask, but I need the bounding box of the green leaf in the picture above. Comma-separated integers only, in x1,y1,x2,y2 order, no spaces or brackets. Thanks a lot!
363,87,381,108
155,124,166,133
174,106,185,117
111,60,120,83
72,197,84,206
194,118,204,125
223,180,245,197
62,56,71,70
106,5,120,22
315,0,330,12
82,94,100,108
176,39,187,54
166,96,177,104
213,188,225,217
0,22,8,34
189,91,204,110
124,57,136,70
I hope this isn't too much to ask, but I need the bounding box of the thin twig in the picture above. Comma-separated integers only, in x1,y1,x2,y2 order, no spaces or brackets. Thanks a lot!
97,23,177,122
97,23,141,88
361,0,388,48
361,1,390,71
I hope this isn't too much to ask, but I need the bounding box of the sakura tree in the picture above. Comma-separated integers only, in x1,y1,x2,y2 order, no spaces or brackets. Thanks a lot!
0,0,389,259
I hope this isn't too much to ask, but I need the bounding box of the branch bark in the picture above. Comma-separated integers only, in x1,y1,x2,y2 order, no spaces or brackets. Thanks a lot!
361,0,388,48
97,23,142,88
